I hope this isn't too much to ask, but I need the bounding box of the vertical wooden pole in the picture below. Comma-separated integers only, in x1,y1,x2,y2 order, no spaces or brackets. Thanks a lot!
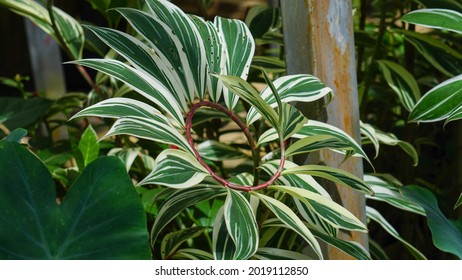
281,0,367,259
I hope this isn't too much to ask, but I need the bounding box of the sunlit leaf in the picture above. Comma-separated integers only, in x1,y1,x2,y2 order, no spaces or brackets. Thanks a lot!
402,8,462,35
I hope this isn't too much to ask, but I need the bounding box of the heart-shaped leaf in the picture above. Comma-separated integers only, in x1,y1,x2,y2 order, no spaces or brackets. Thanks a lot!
0,141,151,259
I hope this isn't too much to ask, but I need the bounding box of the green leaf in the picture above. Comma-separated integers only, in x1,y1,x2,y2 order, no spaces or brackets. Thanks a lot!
215,17,255,109
0,0,84,59
283,165,374,195
0,97,52,132
270,185,367,232
445,104,462,126
151,186,226,245
402,8,462,35
376,60,420,112
254,247,311,260
414,0,462,12
77,125,99,169
251,56,286,73
455,192,462,210
247,74,333,125
252,192,323,259
373,127,419,166
364,175,425,215
409,74,462,123
279,103,308,140
5,128,27,143
224,189,259,260
310,229,371,260
69,59,184,126
0,141,150,259
161,227,207,259
172,248,214,260
400,185,462,259
216,75,279,129
146,0,207,100
107,147,140,172
212,207,235,260
139,149,209,189
401,30,462,77
197,140,247,161
360,121,380,158
367,206,427,260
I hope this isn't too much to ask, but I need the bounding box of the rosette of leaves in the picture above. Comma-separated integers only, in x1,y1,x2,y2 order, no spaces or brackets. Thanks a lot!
70,0,374,260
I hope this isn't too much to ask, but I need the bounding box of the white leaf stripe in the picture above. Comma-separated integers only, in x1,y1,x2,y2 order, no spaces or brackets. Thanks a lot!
279,103,308,140
367,206,426,259
247,74,333,125
70,59,185,126
139,149,209,188
402,9,462,35
224,189,259,260
270,185,368,232
115,7,194,103
293,198,338,236
445,104,462,125
197,140,247,161
252,192,323,259
147,0,207,100
151,186,226,245
101,117,193,155
212,207,236,260
254,248,311,260
360,121,380,158
84,25,188,111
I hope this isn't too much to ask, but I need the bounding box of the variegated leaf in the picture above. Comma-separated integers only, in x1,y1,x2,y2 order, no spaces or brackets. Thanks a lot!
270,185,367,232
197,140,247,161
191,15,226,102
252,192,323,259
161,227,207,259
283,165,374,195
224,189,259,259
455,192,462,210
101,116,192,154
409,74,462,123
84,24,188,111
0,0,84,59
376,60,420,112
215,17,255,109
151,186,226,245
69,59,184,126
146,0,207,100
172,248,214,260
285,135,341,157
445,104,462,126
365,174,425,215
254,248,311,260
375,128,419,166
367,206,427,260
360,121,380,158
216,75,279,129
402,8,462,35
247,74,333,125
213,206,236,260
279,103,308,140
139,149,209,188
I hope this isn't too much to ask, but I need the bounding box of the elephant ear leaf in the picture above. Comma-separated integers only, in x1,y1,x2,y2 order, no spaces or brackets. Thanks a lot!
0,140,151,259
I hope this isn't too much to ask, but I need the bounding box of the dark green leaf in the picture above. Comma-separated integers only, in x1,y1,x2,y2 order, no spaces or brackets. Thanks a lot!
161,227,207,259
5,128,27,143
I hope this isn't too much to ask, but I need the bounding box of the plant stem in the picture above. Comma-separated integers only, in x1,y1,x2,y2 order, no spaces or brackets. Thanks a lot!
185,101,285,191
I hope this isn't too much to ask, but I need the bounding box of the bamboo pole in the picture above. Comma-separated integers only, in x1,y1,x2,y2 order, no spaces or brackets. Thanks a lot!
281,0,367,259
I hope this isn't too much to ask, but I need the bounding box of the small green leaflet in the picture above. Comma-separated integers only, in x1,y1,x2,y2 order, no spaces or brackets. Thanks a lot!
367,206,427,260
402,8,462,35
409,74,462,123
247,74,333,125
77,125,99,169
224,189,259,259
252,192,323,259
283,165,374,195
139,149,209,189
376,60,420,112
270,185,367,232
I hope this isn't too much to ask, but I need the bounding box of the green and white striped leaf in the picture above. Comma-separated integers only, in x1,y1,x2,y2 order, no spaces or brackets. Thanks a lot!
402,8,462,35
161,227,208,259
215,17,255,109
252,192,323,259
146,0,207,100
151,186,226,245
376,60,420,112
247,74,333,125
367,206,427,260
254,248,311,260
216,75,279,129
270,185,367,232
101,116,192,154
139,149,209,188
285,135,341,157
107,147,140,172
69,59,184,126
409,74,462,123
455,192,462,210
364,174,425,215
172,248,214,260
0,0,84,59
197,140,247,161
224,189,259,260
84,24,188,111
445,104,462,126
212,207,236,260
115,7,193,104
360,121,380,158
401,30,462,77
251,56,286,73
283,165,374,195
279,103,308,140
